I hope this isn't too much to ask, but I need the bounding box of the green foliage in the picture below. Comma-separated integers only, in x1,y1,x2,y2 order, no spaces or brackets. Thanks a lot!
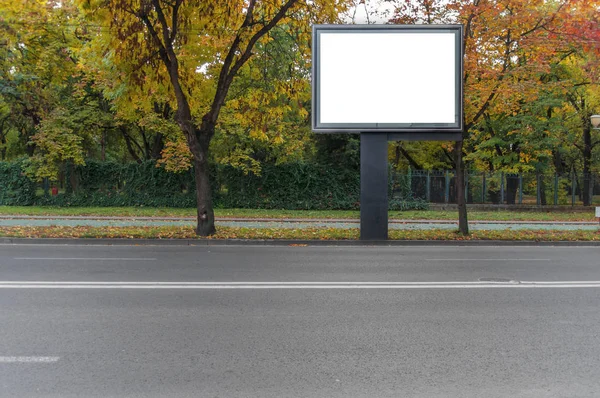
36,160,198,207
216,163,361,210
389,168,430,211
0,160,428,210
0,160,36,205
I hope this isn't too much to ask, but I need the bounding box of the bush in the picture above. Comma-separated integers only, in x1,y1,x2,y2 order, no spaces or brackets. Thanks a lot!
0,160,37,205
216,163,360,210
0,159,428,210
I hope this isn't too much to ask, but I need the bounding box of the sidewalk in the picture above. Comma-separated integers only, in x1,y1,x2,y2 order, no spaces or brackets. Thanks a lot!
0,215,598,231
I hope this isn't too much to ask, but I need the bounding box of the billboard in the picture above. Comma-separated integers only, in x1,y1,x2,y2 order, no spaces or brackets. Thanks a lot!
312,24,463,134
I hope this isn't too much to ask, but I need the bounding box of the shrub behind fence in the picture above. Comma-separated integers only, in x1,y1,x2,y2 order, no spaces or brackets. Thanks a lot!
2,160,597,208
397,170,600,206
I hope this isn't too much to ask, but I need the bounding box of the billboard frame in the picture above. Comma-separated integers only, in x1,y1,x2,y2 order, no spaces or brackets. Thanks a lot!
312,24,464,139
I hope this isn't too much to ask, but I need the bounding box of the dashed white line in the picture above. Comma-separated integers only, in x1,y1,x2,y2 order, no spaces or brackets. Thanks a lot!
0,356,60,363
14,258,157,261
425,259,551,261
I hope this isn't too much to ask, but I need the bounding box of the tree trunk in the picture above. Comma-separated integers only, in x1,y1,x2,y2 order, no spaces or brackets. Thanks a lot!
583,124,592,206
101,131,106,161
539,176,547,206
0,119,6,161
120,126,142,163
455,140,469,235
187,125,215,236
506,176,518,205
150,133,164,160
193,145,215,236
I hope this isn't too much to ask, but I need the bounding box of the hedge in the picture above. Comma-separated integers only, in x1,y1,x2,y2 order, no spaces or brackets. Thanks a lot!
0,160,37,206
0,160,427,210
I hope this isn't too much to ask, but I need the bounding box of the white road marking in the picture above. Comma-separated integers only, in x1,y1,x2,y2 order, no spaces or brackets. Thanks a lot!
1,281,600,289
14,258,157,261
0,356,60,363
425,259,551,261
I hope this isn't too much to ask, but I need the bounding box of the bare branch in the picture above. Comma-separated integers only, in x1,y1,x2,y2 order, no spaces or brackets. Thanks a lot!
209,0,298,125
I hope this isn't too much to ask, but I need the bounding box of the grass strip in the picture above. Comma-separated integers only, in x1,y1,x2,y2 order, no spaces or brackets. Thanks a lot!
0,206,596,222
0,226,598,241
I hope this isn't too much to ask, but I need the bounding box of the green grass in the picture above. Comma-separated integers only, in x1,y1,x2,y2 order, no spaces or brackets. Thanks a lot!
0,205,597,221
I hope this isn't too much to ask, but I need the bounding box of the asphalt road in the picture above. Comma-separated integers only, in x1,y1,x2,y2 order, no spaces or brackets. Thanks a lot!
1,244,600,397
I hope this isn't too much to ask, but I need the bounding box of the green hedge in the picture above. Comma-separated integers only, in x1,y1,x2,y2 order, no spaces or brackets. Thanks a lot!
37,160,199,207
0,160,36,205
216,163,361,210
0,160,427,210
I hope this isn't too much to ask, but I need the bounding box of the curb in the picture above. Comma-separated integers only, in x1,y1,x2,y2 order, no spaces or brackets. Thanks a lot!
1,237,599,247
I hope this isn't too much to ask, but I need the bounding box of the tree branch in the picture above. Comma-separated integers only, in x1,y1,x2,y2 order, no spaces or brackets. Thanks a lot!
119,126,143,163
211,0,258,122
138,11,171,67
152,0,175,57
397,144,422,170
171,0,181,42
208,0,298,125
442,148,454,164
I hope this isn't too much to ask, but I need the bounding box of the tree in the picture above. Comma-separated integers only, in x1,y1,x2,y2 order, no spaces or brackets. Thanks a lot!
78,0,349,235
389,0,600,232
560,55,600,206
0,0,111,178
0,0,80,156
210,25,315,174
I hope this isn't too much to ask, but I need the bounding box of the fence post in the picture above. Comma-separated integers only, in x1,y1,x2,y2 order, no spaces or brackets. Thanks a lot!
518,174,523,204
500,172,505,204
444,170,450,204
572,172,576,206
426,171,431,203
590,174,595,205
554,174,559,205
464,170,469,204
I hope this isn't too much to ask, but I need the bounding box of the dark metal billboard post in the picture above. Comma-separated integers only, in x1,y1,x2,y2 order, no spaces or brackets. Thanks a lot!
360,133,388,241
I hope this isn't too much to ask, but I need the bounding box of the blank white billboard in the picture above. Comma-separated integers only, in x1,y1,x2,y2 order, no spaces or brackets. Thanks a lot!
312,25,463,133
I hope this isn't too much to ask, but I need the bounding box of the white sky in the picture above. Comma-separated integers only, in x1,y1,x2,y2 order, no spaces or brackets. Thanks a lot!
343,1,396,24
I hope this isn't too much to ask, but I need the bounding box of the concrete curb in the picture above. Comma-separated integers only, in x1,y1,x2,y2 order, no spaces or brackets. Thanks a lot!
1,237,599,247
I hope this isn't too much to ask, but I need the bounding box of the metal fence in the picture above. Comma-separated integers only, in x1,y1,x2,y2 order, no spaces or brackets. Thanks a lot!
390,171,600,206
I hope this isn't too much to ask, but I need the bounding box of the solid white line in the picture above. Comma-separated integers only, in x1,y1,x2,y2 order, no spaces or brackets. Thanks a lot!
0,281,517,285
0,356,60,363
1,285,600,289
14,258,157,261
1,281,600,289
9,281,600,285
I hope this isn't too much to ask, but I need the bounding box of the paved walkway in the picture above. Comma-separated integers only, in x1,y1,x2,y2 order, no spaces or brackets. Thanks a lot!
0,215,598,231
